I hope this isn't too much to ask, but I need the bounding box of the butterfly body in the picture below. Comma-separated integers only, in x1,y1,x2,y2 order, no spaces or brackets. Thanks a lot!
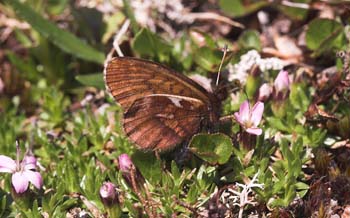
105,57,220,151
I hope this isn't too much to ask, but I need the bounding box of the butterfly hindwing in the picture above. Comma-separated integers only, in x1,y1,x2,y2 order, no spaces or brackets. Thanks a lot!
123,94,208,151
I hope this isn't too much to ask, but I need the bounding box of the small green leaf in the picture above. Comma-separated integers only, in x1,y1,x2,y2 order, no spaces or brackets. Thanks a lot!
295,182,309,191
268,198,287,208
189,30,216,49
219,0,268,17
284,183,297,204
132,151,162,183
258,158,270,172
122,0,139,34
280,139,293,168
132,28,172,61
5,0,105,64
75,73,105,89
193,47,224,72
277,0,310,20
306,18,344,53
102,12,126,43
289,83,310,112
58,198,79,212
305,127,327,148
186,184,198,203
31,200,40,217
14,29,33,47
245,74,260,99
189,133,233,164
0,195,8,218
219,0,245,17
171,161,181,180
238,30,261,51
5,50,38,81
266,117,291,132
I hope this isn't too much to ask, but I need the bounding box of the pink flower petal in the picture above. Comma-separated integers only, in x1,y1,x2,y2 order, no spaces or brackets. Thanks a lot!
12,172,29,193
239,100,250,122
0,78,4,94
251,102,264,126
23,156,37,170
234,112,243,125
23,170,43,189
100,182,116,198
0,155,16,173
118,154,133,172
246,127,262,135
258,83,272,101
274,70,290,93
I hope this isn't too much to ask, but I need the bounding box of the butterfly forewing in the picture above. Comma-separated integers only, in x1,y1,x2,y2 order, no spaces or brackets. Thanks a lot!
105,57,214,111
104,57,220,151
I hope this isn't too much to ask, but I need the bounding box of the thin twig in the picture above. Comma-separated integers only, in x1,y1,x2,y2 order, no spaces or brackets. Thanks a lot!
144,183,158,217
184,12,244,28
79,194,103,218
281,0,310,9
130,165,153,217
172,195,198,215
0,14,30,29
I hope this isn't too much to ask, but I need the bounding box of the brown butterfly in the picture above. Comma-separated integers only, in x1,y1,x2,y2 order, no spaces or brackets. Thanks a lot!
104,57,221,151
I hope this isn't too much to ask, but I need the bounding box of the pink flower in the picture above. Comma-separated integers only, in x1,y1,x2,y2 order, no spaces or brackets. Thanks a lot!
234,100,264,135
99,182,118,206
0,145,43,194
118,154,144,189
0,78,4,94
118,154,134,173
258,83,272,101
100,182,116,198
274,70,290,95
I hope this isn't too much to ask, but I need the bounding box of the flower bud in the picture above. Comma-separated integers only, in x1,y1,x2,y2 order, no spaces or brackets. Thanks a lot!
118,154,134,173
274,70,290,93
189,30,206,47
258,83,272,102
99,182,119,207
118,154,145,190
0,78,4,94
273,70,290,101
99,182,121,217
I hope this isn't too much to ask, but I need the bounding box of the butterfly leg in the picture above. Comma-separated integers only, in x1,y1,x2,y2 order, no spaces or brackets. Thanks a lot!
173,140,193,167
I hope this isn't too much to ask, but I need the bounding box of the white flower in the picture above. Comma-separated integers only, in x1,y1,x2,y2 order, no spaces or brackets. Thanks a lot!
228,50,287,84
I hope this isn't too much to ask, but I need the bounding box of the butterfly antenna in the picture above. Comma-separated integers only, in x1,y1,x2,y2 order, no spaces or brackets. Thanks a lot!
216,44,228,86
106,18,130,63
113,19,130,57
